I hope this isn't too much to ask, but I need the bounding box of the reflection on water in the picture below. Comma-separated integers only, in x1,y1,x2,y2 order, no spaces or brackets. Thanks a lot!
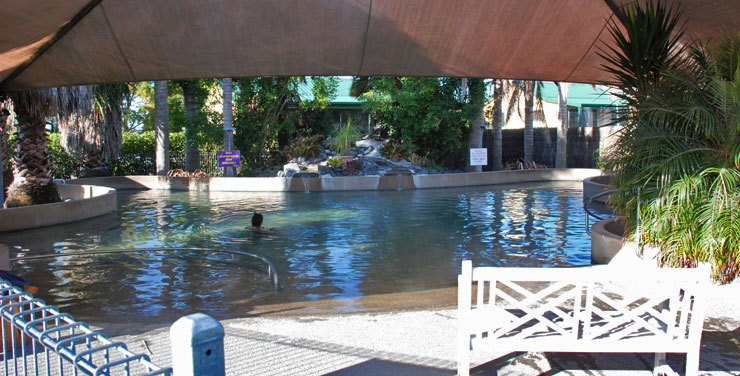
0,182,593,323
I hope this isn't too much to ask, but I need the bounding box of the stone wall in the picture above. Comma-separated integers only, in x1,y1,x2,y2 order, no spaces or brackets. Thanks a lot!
482,126,620,170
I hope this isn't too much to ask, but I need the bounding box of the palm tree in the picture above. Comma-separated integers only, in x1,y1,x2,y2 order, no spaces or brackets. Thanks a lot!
504,80,544,166
0,97,13,200
555,82,570,168
467,108,486,172
601,0,740,282
178,80,201,172
154,80,169,176
484,79,505,170
523,81,536,164
463,78,487,172
222,78,234,177
58,84,126,176
5,87,91,207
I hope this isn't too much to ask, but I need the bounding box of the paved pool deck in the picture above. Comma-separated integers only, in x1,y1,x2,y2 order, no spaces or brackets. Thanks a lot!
107,280,740,376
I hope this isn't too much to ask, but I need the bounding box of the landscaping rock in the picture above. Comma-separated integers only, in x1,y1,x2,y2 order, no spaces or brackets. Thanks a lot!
356,139,384,158
397,159,412,168
318,164,332,175
283,162,301,177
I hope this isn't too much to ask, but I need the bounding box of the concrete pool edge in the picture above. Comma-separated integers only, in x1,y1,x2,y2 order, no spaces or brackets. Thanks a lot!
591,217,625,264
0,184,116,232
67,168,604,191
583,174,611,204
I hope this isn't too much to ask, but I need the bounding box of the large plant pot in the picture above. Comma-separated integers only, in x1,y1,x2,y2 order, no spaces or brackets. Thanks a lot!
591,217,625,264
583,175,611,204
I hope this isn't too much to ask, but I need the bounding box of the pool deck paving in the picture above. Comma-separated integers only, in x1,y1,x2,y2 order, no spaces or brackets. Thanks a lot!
110,281,740,376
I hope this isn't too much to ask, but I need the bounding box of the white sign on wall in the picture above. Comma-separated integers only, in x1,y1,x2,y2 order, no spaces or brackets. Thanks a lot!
470,148,488,166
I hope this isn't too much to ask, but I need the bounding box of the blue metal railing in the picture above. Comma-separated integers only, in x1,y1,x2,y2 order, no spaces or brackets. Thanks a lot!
0,280,172,376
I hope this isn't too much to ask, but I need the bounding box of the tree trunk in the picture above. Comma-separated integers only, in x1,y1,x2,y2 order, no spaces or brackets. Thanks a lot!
0,106,10,204
5,101,60,207
155,80,170,176
523,81,535,164
182,81,200,172
556,82,570,169
222,78,235,177
466,107,485,172
492,79,504,171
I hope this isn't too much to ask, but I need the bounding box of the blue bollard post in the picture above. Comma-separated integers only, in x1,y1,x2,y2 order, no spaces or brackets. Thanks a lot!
170,313,225,376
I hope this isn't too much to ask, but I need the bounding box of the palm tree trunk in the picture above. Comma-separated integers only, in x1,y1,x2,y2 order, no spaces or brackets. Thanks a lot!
222,78,235,177
523,81,535,164
492,79,504,171
556,82,570,168
0,105,10,203
182,81,201,172
5,100,60,207
467,107,485,172
155,81,170,176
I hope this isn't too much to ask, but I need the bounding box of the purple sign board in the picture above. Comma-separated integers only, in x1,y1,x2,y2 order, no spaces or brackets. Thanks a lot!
217,150,241,167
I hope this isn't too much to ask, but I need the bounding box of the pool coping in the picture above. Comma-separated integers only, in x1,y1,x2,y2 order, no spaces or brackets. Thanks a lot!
67,168,604,191
0,184,117,232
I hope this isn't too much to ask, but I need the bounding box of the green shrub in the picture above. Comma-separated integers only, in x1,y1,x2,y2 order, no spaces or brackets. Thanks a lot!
48,133,82,179
380,140,414,160
327,156,343,169
357,77,485,166
120,131,185,156
283,134,324,160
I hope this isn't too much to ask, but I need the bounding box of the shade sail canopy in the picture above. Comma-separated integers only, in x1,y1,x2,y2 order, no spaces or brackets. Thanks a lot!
1,0,739,91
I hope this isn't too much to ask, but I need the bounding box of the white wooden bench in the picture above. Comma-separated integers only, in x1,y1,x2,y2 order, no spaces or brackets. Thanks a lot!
457,260,710,376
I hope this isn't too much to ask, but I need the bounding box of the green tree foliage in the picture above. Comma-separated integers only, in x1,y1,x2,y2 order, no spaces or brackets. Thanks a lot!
128,80,221,139
233,77,299,169
602,0,740,282
354,77,485,166
173,79,222,146
299,77,339,111
232,76,337,170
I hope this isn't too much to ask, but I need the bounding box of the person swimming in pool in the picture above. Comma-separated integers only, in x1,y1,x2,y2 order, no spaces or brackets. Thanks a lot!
248,212,277,233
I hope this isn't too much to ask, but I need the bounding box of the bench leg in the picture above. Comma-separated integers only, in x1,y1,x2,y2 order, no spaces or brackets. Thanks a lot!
457,334,470,376
653,352,666,373
685,349,700,376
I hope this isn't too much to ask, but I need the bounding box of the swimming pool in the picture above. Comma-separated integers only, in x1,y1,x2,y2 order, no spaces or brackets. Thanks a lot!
0,181,593,323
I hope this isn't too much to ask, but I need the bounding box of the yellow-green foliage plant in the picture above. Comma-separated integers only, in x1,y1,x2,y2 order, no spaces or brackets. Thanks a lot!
327,156,343,169
601,0,740,282
332,118,360,155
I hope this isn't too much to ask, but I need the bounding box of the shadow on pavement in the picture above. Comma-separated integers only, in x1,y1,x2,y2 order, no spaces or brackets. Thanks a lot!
325,359,452,376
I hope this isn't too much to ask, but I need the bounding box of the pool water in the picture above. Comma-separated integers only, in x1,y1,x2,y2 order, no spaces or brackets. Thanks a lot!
0,181,594,323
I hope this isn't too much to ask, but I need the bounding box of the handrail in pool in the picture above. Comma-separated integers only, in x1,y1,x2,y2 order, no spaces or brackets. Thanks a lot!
584,189,617,235
9,247,280,292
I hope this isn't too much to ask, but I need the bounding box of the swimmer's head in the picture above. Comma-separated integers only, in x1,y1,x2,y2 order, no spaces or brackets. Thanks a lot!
252,212,263,228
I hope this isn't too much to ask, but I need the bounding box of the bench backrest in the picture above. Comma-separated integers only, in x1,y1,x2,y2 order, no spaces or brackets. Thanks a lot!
458,260,710,348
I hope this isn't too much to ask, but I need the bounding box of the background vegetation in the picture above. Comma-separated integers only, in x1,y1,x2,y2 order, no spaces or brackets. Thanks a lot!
353,77,486,168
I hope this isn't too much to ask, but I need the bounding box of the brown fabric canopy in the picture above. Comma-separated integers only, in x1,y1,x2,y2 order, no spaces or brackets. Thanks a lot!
1,0,739,90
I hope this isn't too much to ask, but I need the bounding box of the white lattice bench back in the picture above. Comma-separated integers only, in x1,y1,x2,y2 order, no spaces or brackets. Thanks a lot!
457,260,710,376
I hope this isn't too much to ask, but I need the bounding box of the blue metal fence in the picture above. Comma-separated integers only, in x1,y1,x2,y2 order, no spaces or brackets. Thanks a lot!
0,280,172,376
